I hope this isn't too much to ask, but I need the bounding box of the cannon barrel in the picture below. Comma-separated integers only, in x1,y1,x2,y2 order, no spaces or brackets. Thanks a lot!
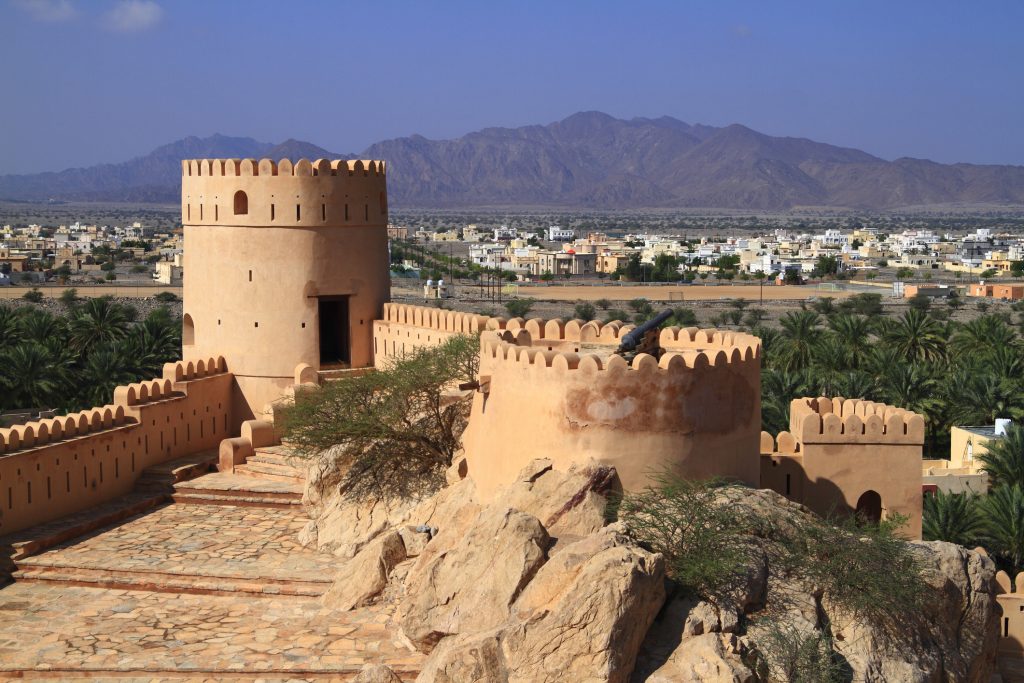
618,308,674,353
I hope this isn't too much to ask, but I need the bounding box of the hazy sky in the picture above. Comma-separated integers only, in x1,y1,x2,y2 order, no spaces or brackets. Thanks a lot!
2,0,1022,174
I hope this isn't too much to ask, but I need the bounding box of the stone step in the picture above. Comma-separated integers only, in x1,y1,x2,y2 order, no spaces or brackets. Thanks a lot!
250,451,303,468
172,480,301,501
11,564,328,597
2,667,422,680
0,493,168,564
132,451,219,493
171,492,302,509
234,461,304,483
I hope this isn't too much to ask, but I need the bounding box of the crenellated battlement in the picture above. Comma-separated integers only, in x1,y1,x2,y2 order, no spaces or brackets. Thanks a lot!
181,157,388,228
0,405,131,455
181,158,386,178
480,330,760,375
788,396,925,445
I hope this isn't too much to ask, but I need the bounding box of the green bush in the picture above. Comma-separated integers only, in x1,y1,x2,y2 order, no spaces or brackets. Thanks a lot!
594,298,611,311
573,302,596,322
154,291,179,302
605,308,630,323
504,298,533,318
22,288,44,303
279,335,479,498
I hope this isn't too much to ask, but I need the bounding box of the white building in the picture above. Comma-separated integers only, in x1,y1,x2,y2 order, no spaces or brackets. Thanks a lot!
546,226,574,241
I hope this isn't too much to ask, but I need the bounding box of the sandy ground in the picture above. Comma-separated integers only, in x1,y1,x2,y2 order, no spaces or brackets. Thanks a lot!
0,284,181,299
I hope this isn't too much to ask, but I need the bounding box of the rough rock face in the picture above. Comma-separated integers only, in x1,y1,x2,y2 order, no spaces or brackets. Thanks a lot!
399,506,550,652
321,529,407,610
490,459,615,540
415,526,666,683
353,663,404,683
631,490,999,683
305,460,998,683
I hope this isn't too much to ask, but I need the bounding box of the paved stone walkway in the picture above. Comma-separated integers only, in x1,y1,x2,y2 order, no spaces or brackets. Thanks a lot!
18,502,333,582
0,472,425,681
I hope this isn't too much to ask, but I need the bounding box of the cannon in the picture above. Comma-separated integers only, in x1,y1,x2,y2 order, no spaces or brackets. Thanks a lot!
615,308,674,361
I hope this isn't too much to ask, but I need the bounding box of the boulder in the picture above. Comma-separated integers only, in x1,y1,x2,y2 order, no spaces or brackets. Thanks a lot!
399,506,550,653
414,629,508,683
354,663,404,682
823,540,998,683
321,528,407,610
500,527,665,683
642,634,753,683
491,459,615,540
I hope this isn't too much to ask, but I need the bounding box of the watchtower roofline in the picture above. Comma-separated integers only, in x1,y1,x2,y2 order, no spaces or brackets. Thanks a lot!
181,158,388,228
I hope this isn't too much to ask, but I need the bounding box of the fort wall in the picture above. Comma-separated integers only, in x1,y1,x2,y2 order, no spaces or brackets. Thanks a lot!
182,158,389,423
760,396,925,538
0,359,232,536
995,570,1024,680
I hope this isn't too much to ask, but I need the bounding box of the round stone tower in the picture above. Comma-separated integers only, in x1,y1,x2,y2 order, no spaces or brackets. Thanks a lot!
180,157,390,423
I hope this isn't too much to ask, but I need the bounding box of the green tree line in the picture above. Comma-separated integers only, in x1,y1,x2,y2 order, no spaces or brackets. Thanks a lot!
0,296,181,413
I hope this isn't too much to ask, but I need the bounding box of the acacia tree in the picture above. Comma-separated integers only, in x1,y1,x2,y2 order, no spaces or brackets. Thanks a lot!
280,335,480,498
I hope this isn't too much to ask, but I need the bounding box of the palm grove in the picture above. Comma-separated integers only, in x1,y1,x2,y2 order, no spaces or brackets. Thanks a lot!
0,294,181,412
752,292,1024,574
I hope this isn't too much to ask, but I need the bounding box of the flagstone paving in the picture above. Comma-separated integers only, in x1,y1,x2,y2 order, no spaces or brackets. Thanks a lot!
0,472,425,681
16,502,335,582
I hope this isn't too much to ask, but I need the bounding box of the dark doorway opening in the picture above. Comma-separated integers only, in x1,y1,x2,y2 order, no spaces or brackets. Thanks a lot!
318,296,350,367
855,490,882,524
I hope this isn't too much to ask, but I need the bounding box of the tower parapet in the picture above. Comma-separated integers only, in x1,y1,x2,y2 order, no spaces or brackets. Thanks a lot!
181,158,387,228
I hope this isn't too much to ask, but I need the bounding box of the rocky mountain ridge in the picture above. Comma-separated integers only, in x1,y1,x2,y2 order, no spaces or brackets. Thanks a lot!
3,112,1024,210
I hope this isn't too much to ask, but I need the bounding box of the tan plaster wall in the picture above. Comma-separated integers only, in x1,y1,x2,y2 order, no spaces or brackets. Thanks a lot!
761,397,926,539
463,335,762,500
0,360,232,536
181,158,390,422
950,426,993,469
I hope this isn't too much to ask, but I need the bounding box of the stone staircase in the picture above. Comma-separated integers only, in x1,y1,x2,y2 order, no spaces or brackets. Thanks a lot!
171,470,303,509
234,444,306,483
11,562,330,598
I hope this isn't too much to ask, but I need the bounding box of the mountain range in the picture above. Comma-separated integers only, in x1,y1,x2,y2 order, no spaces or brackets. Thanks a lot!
3,112,1024,210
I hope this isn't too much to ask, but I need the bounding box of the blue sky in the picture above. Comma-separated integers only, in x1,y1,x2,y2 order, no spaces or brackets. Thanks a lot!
1,0,1022,174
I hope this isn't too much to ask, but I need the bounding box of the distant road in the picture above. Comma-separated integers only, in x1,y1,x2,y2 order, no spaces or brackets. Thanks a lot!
503,283,860,302
0,285,182,299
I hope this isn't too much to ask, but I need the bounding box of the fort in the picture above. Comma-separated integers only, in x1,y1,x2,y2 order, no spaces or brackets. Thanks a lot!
0,157,1015,679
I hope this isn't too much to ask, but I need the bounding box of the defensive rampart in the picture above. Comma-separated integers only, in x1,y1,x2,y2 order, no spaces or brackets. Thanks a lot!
0,358,233,535
760,396,925,538
994,570,1024,680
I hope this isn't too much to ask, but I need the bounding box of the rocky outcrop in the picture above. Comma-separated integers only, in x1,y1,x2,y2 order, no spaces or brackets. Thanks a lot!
399,506,550,652
321,529,407,610
353,663,404,683
305,459,998,683
415,526,666,683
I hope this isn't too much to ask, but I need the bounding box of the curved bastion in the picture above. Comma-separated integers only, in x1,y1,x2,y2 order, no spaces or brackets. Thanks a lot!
457,316,763,500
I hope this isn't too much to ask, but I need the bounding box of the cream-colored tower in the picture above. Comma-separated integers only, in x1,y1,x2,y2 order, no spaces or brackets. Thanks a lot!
181,157,390,424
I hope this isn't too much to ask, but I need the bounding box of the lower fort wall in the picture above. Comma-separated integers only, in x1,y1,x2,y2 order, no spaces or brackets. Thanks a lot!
760,397,925,539
0,359,233,536
993,570,1024,680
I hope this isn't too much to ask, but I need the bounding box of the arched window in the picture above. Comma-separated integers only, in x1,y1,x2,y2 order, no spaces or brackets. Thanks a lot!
183,314,195,346
233,190,248,215
855,490,882,524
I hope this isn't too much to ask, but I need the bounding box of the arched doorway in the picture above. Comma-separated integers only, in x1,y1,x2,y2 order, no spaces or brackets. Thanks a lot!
855,490,882,524
183,314,195,346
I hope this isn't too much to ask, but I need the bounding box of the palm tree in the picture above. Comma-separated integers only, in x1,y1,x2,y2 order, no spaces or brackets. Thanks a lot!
923,490,986,546
981,484,1024,574
17,309,65,344
761,368,811,434
879,363,945,455
77,344,138,408
68,296,131,351
121,317,181,376
0,342,66,409
950,315,1018,360
776,311,821,372
946,373,1024,426
827,314,875,369
0,305,20,351
979,424,1024,490
831,370,879,400
883,309,948,363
